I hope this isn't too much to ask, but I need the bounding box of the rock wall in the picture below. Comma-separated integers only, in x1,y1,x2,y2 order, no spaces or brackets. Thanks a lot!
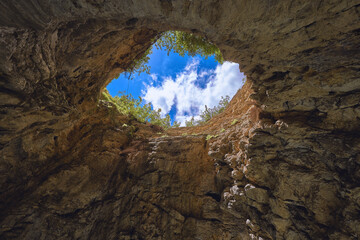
0,0,360,239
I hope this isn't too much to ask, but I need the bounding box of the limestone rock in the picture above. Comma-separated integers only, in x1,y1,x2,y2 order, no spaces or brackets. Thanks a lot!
0,0,360,239
245,187,269,204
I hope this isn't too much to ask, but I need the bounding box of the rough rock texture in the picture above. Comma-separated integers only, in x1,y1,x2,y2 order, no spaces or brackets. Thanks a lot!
1,0,360,239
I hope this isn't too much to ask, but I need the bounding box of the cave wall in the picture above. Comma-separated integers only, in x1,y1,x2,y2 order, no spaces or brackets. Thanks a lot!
0,0,360,239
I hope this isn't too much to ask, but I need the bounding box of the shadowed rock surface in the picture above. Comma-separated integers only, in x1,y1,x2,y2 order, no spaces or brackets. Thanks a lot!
0,0,360,239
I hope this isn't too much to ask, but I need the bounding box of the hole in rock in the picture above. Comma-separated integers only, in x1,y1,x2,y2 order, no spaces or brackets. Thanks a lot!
205,192,221,202
105,31,246,128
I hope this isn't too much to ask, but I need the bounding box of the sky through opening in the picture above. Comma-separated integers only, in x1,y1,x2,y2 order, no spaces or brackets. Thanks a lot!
106,46,245,126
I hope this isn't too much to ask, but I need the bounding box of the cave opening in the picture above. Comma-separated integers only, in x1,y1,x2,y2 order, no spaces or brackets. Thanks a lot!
104,31,246,128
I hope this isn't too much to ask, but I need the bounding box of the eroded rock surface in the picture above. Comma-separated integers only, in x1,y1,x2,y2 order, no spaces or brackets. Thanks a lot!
1,0,360,239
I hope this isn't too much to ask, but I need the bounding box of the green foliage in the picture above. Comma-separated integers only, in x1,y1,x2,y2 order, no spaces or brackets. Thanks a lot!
172,121,181,128
231,119,238,125
206,134,218,141
111,31,226,127
185,95,230,127
220,128,225,133
126,31,224,78
155,31,224,63
198,96,230,123
101,90,172,129
185,116,197,127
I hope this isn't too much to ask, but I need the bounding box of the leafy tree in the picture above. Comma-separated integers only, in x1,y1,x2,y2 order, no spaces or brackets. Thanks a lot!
101,90,172,129
198,95,230,123
101,91,230,128
126,31,223,78
185,95,230,127
185,116,197,127
172,121,181,128
155,31,224,63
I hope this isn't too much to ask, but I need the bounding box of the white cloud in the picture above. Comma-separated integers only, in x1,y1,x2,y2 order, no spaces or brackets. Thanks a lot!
142,59,245,126
150,73,158,82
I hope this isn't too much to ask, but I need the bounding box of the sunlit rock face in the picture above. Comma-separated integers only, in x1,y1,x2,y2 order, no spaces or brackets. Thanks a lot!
0,1,360,239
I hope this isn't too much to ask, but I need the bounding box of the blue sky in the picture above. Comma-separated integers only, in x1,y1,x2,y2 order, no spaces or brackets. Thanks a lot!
107,47,245,126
